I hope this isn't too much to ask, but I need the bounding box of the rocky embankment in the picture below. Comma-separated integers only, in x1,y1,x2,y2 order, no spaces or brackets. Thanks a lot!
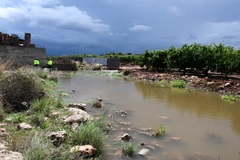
121,66,240,95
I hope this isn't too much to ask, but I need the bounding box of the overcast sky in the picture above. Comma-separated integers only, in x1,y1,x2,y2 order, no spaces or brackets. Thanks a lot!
1,0,240,56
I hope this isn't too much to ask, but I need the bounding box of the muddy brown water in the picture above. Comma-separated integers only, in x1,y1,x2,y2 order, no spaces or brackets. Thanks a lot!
59,71,240,160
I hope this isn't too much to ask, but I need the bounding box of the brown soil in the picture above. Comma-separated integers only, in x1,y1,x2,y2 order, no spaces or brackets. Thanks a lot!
120,65,240,95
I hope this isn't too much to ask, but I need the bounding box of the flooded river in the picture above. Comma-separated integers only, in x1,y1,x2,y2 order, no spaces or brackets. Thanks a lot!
59,71,240,160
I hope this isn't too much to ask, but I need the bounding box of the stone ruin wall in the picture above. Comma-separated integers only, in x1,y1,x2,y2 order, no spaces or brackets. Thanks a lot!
0,45,47,67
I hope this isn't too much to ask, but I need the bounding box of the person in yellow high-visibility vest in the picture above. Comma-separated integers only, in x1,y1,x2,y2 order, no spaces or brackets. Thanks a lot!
34,59,40,67
47,59,53,69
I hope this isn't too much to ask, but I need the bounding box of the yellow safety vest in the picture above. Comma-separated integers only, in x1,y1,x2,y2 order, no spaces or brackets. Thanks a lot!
34,60,39,65
48,60,53,65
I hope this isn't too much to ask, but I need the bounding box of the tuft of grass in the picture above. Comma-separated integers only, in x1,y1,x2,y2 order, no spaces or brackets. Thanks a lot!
36,69,48,79
30,97,52,116
10,131,51,160
155,125,166,137
56,94,63,108
30,114,51,129
71,119,107,157
121,142,137,157
21,131,51,160
91,113,110,132
171,79,187,89
7,113,27,123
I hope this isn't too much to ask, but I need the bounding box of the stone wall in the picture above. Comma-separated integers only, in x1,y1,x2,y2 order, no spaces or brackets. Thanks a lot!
0,45,47,66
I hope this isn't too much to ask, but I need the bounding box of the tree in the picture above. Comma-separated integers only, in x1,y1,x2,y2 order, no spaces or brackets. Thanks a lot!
213,43,237,78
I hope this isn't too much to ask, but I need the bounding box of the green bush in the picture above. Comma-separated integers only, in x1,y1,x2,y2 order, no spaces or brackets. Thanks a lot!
171,79,187,89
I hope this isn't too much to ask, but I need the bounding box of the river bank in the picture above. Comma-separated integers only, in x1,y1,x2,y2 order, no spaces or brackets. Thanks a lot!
120,65,240,96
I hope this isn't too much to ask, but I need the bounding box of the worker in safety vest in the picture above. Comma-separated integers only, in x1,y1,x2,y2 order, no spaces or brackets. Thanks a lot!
34,59,40,67
47,59,53,69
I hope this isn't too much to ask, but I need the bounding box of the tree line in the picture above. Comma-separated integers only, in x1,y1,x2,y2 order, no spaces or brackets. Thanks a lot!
138,43,240,77
70,43,240,77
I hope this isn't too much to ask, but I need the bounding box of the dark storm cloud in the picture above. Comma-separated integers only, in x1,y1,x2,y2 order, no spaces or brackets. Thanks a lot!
1,0,240,55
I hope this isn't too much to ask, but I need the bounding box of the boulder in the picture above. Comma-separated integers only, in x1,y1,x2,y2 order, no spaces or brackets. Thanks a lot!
0,143,7,150
49,111,61,118
137,148,150,156
63,108,91,124
224,82,232,87
48,130,67,146
92,98,103,108
120,133,133,142
70,145,97,158
0,128,9,138
17,123,32,130
68,103,86,110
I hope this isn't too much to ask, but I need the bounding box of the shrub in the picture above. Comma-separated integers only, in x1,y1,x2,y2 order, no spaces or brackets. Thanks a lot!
171,79,187,89
121,142,137,157
0,70,44,111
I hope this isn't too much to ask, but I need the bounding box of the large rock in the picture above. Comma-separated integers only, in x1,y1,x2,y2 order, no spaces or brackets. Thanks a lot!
68,103,86,110
48,130,67,146
17,123,32,130
0,149,23,160
138,148,150,156
63,108,91,124
70,145,97,158
119,133,133,142
0,142,7,150
0,128,9,139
